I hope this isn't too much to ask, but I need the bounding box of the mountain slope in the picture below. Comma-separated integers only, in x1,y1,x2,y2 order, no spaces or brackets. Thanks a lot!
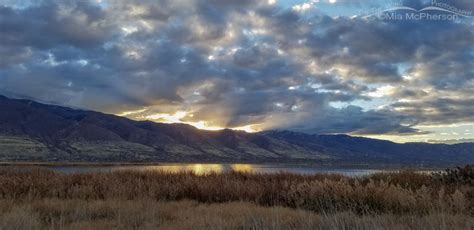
264,131,474,165
0,95,473,165
0,95,325,162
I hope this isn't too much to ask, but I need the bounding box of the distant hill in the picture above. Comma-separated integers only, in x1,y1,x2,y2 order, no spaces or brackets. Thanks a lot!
427,139,474,144
0,95,472,166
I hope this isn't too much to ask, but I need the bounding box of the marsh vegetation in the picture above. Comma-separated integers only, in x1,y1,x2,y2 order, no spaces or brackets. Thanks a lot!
0,165,472,229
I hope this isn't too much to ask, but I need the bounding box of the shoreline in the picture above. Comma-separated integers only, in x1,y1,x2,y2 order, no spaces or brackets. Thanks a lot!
0,161,447,171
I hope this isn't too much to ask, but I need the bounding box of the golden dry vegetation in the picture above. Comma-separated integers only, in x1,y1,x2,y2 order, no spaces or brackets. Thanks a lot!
0,165,472,229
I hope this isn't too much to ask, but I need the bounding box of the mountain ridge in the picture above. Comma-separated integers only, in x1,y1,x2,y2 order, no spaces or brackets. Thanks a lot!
0,95,472,166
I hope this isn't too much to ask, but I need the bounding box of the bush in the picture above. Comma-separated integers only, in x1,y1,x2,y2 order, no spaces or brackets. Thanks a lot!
435,165,474,186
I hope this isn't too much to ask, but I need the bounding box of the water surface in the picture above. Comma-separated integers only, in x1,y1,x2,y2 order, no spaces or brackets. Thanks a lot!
47,163,387,177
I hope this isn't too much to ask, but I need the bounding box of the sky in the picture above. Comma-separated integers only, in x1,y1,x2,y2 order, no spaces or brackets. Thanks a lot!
0,0,473,143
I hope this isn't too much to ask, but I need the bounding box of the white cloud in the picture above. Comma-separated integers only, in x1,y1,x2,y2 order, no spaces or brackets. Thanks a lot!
366,85,396,98
121,26,138,35
292,3,313,12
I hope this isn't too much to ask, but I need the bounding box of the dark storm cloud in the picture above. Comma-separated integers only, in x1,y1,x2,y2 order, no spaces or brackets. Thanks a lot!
0,46,32,67
290,106,420,135
0,2,114,49
0,0,472,135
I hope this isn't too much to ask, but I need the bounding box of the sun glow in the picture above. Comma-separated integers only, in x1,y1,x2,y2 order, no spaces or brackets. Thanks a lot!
118,110,261,133
184,120,224,131
145,111,261,132
145,111,187,123
180,121,261,133
116,108,148,117
233,125,260,133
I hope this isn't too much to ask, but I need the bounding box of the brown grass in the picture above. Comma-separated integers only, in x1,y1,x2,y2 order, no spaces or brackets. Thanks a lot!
0,168,472,214
0,167,472,229
0,199,472,230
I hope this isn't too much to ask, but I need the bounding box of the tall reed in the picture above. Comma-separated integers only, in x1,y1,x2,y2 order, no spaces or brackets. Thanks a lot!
0,167,471,215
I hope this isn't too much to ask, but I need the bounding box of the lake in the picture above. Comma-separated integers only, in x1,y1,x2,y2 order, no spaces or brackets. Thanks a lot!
45,163,393,177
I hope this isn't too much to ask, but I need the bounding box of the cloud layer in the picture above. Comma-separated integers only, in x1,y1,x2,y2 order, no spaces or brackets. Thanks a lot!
0,0,473,139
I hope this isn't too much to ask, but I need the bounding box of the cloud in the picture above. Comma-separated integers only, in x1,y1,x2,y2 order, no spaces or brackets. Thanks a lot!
0,2,114,49
0,0,472,136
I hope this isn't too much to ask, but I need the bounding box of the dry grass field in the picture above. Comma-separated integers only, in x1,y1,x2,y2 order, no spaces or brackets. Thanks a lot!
0,165,472,229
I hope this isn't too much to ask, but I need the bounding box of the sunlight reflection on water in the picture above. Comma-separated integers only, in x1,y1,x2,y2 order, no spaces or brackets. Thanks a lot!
47,163,391,177
144,164,227,175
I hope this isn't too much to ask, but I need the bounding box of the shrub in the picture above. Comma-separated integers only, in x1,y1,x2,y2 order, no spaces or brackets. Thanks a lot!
435,165,474,186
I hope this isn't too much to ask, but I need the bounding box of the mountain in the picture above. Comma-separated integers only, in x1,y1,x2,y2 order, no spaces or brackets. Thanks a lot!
0,95,473,166
427,139,474,144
